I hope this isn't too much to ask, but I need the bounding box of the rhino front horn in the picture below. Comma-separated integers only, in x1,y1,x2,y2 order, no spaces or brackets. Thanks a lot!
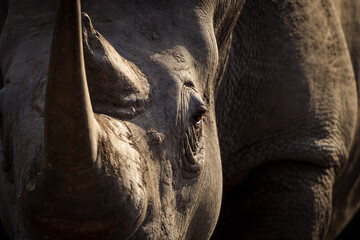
45,0,99,169
18,1,147,239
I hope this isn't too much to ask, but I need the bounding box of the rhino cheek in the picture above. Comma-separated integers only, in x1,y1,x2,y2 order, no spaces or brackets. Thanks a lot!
96,116,149,230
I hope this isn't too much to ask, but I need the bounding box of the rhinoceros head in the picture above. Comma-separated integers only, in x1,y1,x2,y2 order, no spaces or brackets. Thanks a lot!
0,0,243,239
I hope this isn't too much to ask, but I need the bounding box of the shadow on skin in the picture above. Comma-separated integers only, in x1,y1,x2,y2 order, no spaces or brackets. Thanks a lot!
0,220,10,240
336,210,360,239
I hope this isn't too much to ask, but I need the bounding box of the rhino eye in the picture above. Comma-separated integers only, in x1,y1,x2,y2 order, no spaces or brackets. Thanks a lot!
194,115,202,128
193,106,207,129
178,85,207,179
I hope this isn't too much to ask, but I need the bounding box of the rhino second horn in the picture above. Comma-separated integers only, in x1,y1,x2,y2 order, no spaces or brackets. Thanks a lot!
45,0,99,170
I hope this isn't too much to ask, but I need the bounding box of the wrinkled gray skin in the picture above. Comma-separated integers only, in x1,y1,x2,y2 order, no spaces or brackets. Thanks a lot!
214,0,360,239
0,0,243,239
1,0,360,239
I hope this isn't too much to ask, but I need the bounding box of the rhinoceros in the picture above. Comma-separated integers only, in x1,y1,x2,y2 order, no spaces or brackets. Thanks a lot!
0,0,243,239
1,0,360,239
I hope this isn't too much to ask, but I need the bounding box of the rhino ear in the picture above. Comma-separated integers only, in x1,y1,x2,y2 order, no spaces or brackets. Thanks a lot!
0,0,8,36
213,1,243,45
213,0,244,89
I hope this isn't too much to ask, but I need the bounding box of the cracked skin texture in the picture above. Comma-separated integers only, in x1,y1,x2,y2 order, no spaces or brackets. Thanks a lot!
1,0,360,239
214,0,359,239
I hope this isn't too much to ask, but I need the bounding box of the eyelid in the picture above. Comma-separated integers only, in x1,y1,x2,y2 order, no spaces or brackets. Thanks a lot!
183,82,207,118
188,88,207,111
184,81,196,89
199,104,208,113
196,105,208,118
